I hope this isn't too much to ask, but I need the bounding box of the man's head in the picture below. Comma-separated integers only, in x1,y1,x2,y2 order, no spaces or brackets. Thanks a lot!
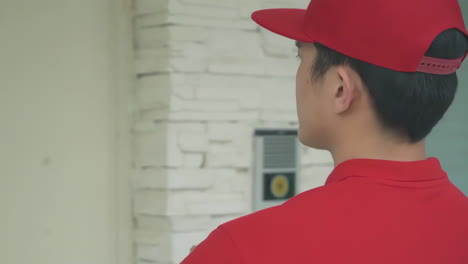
252,0,468,153
295,29,468,149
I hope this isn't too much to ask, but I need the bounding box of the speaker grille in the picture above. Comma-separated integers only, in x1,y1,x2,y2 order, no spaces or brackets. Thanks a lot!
263,135,297,169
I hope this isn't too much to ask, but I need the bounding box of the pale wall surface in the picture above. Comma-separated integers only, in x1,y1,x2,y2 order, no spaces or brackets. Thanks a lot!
0,1,132,264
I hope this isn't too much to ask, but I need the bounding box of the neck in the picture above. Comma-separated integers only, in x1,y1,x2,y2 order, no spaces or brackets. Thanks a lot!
330,134,427,167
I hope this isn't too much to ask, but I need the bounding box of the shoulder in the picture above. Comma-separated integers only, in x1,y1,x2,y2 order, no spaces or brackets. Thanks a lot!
214,184,346,260
222,183,344,237
180,226,243,264
223,183,343,230
183,183,348,263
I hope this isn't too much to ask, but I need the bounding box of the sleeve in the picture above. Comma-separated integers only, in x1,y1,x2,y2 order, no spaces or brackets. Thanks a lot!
180,226,244,264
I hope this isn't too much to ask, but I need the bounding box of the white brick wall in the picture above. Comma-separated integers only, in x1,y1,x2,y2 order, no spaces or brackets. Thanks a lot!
131,0,333,263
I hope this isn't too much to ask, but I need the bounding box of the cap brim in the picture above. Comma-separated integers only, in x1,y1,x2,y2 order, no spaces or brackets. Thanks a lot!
251,9,314,43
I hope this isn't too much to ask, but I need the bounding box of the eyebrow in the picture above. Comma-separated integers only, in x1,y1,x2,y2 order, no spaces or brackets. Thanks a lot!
295,41,302,48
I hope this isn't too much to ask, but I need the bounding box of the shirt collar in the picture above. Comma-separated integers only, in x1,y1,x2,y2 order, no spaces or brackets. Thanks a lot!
325,157,448,185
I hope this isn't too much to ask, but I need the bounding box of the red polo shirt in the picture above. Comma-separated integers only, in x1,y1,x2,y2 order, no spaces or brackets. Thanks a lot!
181,158,468,264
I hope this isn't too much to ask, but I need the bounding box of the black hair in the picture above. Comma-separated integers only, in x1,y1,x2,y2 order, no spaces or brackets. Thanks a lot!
311,29,468,143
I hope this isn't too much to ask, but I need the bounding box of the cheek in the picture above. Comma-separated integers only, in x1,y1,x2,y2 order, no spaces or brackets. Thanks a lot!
296,66,328,147
295,63,309,109
296,63,315,118
296,66,313,127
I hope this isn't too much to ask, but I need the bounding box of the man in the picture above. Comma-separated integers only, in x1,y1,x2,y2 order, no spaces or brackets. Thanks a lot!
181,0,468,263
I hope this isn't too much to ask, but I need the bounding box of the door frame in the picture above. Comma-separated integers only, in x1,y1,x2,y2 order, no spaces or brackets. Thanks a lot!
109,0,134,263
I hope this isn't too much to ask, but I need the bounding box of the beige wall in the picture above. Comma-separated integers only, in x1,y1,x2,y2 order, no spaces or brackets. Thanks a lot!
0,1,132,263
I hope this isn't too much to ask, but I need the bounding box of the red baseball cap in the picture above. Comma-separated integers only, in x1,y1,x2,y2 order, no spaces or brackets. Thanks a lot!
252,0,468,75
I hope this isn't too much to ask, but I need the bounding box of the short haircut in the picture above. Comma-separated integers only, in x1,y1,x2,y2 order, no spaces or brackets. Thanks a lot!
309,29,468,143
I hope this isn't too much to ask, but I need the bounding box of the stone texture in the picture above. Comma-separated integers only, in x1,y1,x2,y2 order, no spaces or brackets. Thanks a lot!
131,0,328,263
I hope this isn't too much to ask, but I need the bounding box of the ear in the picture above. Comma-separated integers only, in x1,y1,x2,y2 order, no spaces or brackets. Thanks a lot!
333,66,359,114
